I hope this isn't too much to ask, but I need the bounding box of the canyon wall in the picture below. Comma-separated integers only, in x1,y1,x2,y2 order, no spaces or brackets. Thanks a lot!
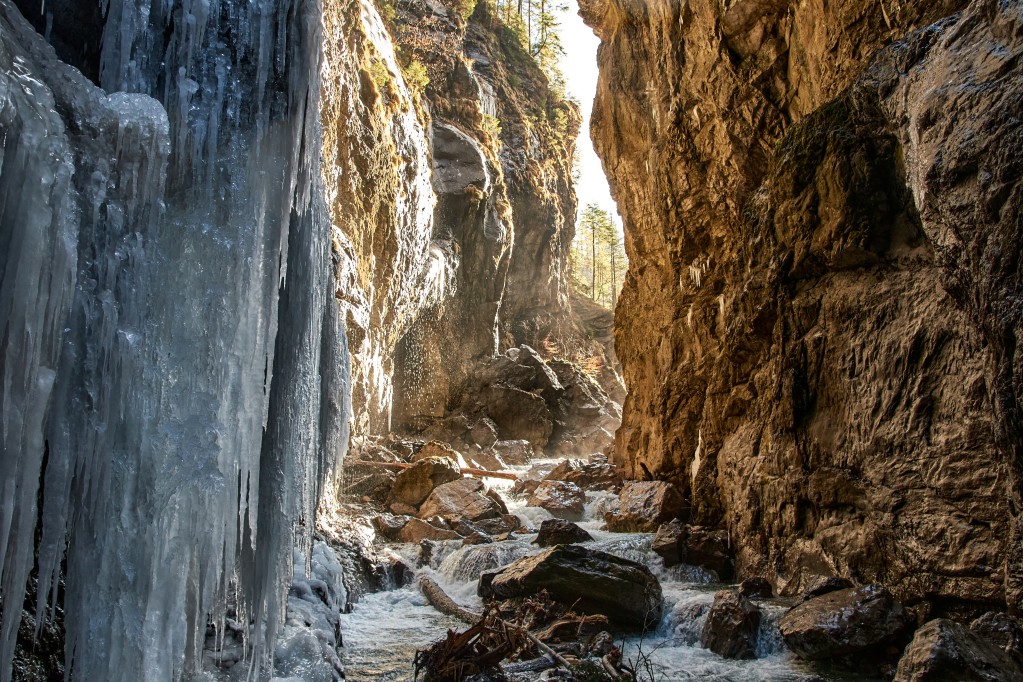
582,0,1022,615
323,0,587,433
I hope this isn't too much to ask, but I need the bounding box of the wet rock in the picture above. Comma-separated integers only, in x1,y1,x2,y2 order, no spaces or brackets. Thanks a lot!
970,612,1023,667
478,544,662,630
475,515,522,536
467,449,507,472
418,478,502,525
682,526,734,581
387,456,462,509
700,589,762,660
512,461,557,495
547,459,623,492
651,520,685,567
399,518,460,543
534,519,594,547
894,618,1023,681
462,532,494,546
802,576,855,602
604,481,686,532
589,631,615,656
470,419,499,448
528,480,586,521
485,487,510,515
779,584,914,661
492,439,534,466
738,577,773,599
372,514,410,541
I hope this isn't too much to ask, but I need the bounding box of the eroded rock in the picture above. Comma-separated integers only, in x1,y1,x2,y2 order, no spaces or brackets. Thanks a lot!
386,456,461,509
418,478,502,525
528,480,586,521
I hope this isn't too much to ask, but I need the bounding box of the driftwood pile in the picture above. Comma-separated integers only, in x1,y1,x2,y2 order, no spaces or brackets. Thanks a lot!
415,577,629,682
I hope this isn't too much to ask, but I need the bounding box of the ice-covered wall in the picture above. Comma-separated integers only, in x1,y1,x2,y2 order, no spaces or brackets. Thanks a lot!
0,0,348,679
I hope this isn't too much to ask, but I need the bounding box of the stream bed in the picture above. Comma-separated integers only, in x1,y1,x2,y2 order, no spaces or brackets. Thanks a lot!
335,468,873,681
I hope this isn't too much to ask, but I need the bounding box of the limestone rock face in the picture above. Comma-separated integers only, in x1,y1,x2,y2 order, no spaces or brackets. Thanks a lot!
479,544,663,630
894,618,1023,682
581,0,1022,610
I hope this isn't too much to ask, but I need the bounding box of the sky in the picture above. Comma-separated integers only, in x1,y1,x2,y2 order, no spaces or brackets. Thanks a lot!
554,4,622,229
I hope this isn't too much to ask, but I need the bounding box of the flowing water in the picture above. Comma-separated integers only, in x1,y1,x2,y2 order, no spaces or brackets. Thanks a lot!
336,464,865,682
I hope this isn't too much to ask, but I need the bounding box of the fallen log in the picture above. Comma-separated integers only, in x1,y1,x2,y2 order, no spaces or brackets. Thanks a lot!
353,460,519,481
419,576,482,624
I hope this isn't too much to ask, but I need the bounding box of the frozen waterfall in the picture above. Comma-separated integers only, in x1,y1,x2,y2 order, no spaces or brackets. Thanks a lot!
0,0,348,680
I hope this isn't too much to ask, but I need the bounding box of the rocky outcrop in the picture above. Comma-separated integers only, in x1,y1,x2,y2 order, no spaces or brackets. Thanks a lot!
605,481,686,532
582,0,1022,612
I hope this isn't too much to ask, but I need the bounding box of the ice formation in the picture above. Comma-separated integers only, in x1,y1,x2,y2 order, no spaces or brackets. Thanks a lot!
0,0,348,680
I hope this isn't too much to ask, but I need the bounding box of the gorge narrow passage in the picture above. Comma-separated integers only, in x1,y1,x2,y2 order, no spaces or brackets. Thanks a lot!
1,0,1022,681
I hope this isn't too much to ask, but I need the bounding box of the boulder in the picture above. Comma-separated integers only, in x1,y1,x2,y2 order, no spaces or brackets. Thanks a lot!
737,577,773,599
801,576,854,602
475,515,522,536
970,612,1023,666
412,441,467,467
344,471,394,501
418,478,502,525
894,618,1023,681
479,544,662,630
650,521,733,579
492,439,534,466
372,514,409,541
547,459,623,492
469,418,499,448
604,481,686,532
467,449,507,472
386,456,461,509
483,384,553,449
485,487,510,515
651,520,684,566
527,480,586,521
700,590,762,660
534,519,594,547
779,584,914,660
398,518,460,543
462,532,493,546
682,526,734,581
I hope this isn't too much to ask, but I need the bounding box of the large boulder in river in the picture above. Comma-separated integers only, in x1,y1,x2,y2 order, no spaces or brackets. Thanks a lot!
779,584,914,661
398,518,460,543
970,612,1023,667
479,544,662,630
547,458,622,492
527,480,586,521
534,519,593,547
418,478,502,525
386,456,461,509
700,590,762,660
894,618,1023,681
605,481,686,532
650,521,735,580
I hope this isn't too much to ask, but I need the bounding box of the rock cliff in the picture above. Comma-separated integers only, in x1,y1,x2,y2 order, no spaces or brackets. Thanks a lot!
582,0,1022,614
322,0,592,434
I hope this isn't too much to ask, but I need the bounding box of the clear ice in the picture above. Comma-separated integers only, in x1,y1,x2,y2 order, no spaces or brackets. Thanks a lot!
0,0,348,679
